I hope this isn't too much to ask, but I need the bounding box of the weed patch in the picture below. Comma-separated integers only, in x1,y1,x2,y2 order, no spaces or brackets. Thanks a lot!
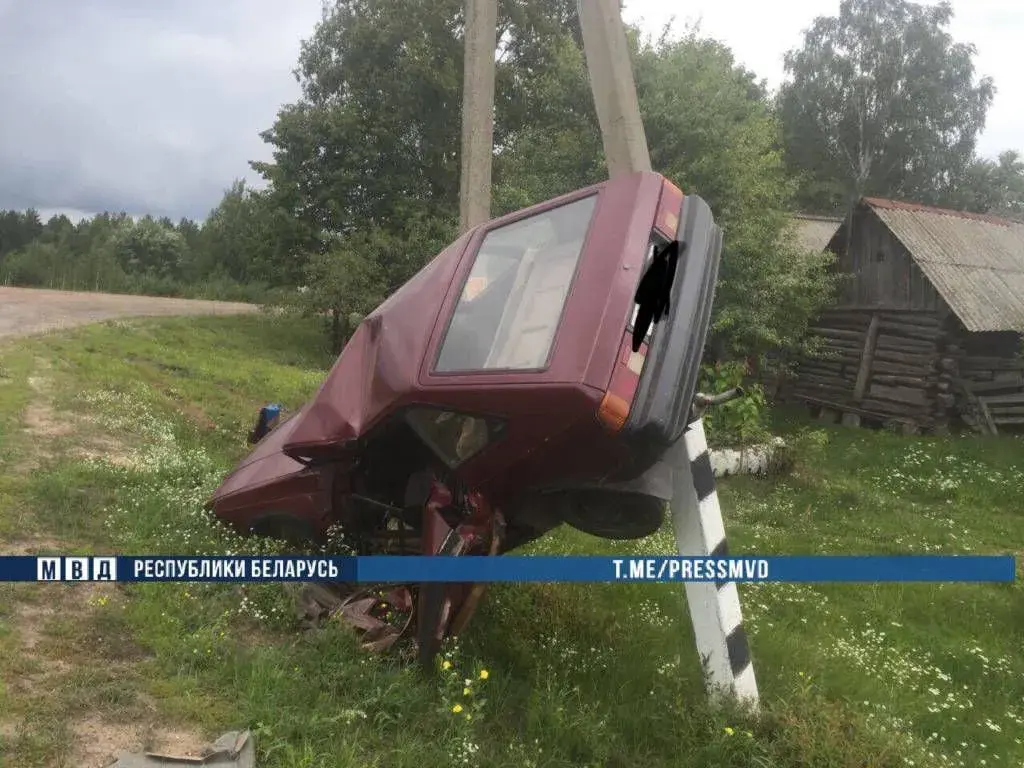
0,316,1021,767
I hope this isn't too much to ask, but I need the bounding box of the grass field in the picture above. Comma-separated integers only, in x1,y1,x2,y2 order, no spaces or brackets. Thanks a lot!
0,314,1021,767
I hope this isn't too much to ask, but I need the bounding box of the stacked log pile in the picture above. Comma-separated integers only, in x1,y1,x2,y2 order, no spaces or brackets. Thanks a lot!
786,308,950,432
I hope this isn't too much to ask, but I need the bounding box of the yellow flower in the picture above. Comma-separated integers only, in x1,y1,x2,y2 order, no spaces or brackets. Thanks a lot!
724,727,735,736
452,704,463,714
463,687,471,696
442,660,451,670
479,669,489,680
465,714,472,721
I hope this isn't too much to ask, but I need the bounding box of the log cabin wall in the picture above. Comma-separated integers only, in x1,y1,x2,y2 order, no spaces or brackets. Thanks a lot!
786,307,952,432
784,205,957,432
946,330,1024,433
780,199,1024,433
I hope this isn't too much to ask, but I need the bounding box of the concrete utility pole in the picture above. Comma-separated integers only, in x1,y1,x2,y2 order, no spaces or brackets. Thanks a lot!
456,0,759,709
576,0,758,709
458,0,499,234
575,0,651,178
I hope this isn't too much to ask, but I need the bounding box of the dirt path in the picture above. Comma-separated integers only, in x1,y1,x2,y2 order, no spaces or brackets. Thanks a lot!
0,286,257,339
0,354,211,766
0,290,256,764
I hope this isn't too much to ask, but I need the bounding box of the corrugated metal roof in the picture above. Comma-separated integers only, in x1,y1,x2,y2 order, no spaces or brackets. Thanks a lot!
791,214,843,253
864,197,1024,332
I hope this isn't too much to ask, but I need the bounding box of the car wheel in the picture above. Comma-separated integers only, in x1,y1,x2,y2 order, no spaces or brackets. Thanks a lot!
561,490,665,540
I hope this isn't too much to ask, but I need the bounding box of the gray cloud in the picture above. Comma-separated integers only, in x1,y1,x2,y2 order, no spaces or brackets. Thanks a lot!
1,0,1018,223
0,0,323,221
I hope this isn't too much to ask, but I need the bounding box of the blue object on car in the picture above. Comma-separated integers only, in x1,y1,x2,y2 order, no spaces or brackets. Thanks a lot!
248,403,282,444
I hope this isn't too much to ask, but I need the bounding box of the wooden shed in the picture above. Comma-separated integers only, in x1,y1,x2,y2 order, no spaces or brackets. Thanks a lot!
783,197,1024,434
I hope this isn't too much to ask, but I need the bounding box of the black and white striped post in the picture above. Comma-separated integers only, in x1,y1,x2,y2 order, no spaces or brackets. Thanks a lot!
670,416,759,707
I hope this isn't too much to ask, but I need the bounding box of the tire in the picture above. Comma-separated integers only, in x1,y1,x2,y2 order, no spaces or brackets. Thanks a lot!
561,490,665,540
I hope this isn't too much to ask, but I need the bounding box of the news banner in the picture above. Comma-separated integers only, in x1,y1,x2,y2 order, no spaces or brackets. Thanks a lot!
0,554,1015,583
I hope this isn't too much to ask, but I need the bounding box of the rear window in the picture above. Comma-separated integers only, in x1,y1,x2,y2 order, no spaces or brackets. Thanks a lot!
435,195,597,372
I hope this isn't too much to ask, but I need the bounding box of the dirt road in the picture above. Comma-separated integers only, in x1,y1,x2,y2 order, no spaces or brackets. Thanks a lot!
0,286,258,339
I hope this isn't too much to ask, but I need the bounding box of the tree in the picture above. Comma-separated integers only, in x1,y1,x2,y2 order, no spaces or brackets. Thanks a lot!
636,33,836,361
254,0,464,244
0,209,44,260
778,0,994,213
952,151,1024,220
193,180,309,286
111,217,187,280
299,230,389,352
253,0,590,295
257,2,834,363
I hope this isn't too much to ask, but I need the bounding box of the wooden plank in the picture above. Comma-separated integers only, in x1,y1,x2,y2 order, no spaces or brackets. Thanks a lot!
871,360,935,377
795,395,910,422
853,314,881,401
871,374,930,387
953,377,1024,393
789,387,854,401
805,344,860,356
878,312,942,327
867,384,928,406
809,327,865,342
994,370,1024,382
980,399,998,435
876,322,944,342
875,334,937,353
795,375,853,390
978,392,1024,406
799,360,845,372
991,416,1024,425
861,397,930,415
873,350,934,367
985,406,1024,416
960,356,1024,371
817,311,874,326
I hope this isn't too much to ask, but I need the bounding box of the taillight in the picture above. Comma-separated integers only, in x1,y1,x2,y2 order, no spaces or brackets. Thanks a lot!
598,176,682,433
597,330,647,432
597,391,629,431
654,178,683,240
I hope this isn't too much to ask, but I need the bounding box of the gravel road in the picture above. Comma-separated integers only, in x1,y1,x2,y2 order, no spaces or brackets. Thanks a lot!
0,286,258,339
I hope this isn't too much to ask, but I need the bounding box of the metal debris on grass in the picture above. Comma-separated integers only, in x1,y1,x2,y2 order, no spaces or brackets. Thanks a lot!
107,730,254,767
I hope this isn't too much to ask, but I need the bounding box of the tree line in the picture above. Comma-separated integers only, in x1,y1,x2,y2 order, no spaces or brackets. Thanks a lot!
2,0,1022,364
0,181,303,303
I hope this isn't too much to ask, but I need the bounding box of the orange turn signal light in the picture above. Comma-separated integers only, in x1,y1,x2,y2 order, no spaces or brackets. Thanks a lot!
597,392,630,432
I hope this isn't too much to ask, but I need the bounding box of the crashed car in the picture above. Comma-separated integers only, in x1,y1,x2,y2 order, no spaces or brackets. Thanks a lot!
207,170,724,662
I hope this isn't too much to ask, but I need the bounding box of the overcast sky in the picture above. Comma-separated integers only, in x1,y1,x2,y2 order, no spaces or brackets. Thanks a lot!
0,0,1018,223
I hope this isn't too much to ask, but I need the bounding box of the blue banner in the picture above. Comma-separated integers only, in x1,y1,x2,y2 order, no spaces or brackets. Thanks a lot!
0,554,1015,583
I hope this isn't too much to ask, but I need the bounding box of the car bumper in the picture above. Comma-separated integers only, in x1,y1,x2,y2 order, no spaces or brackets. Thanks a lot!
621,194,722,455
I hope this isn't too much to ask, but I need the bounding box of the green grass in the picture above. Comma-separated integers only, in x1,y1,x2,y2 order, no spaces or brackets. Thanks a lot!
0,313,1021,767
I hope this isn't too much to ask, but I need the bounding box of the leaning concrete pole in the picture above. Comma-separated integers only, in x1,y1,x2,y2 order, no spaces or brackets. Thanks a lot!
575,0,651,177
576,0,759,709
458,0,499,233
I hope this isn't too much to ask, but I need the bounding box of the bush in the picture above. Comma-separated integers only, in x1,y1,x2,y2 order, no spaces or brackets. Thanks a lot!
698,361,770,447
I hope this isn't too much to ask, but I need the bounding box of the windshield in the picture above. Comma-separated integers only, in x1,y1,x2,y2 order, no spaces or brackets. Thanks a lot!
435,195,597,372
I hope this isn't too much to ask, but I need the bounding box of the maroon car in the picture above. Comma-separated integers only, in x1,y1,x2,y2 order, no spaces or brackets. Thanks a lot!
207,170,724,661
